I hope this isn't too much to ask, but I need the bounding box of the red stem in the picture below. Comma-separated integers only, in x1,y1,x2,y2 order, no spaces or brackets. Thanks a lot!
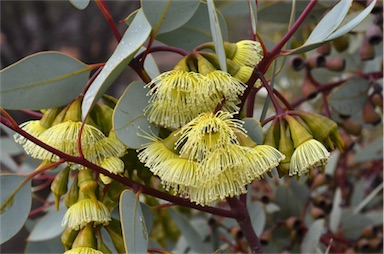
95,0,122,42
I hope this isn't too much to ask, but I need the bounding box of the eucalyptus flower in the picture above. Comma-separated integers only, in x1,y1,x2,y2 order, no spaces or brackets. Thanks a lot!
64,247,103,254
99,157,125,185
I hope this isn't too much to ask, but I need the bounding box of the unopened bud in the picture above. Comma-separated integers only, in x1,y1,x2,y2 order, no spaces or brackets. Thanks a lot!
316,43,331,55
366,24,383,45
61,226,79,251
96,230,112,254
359,37,375,61
325,56,346,72
102,94,118,109
105,222,125,253
51,166,70,211
64,174,79,208
78,169,99,208
289,56,306,71
52,106,69,126
307,53,326,68
72,223,96,249
284,115,313,148
64,97,82,122
340,118,362,136
90,103,114,136
362,99,381,125
332,34,350,52
40,107,62,129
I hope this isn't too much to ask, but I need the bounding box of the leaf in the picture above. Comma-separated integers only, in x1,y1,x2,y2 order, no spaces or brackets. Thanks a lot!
353,183,383,214
27,204,67,241
340,214,372,239
353,139,383,163
248,0,258,37
68,0,90,10
25,235,65,253
301,219,325,253
156,2,228,51
329,78,369,116
304,0,352,45
141,0,200,35
0,137,24,155
82,9,151,119
0,174,32,244
168,208,209,253
119,189,148,254
113,81,159,149
248,202,266,236
0,52,90,110
207,0,226,72
275,185,301,218
242,118,264,144
330,188,342,233
326,0,377,40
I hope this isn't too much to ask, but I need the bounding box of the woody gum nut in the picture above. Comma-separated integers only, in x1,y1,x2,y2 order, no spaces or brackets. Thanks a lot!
366,24,383,45
307,53,326,68
359,37,375,61
289,56,306,71
325,56,346,72
341,118,362,136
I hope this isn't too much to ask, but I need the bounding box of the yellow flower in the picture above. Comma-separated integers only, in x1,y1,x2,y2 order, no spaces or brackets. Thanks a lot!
64,247,103,254
188,167,247,206
31,121,106,167
176,111,245,161
98,130,127,158
231,40,263,67
145,70,214,128
61,198,111,230
99,157,125,185
14,120,47,155
151,157,200,193
232,65,262,88
289,139,330,176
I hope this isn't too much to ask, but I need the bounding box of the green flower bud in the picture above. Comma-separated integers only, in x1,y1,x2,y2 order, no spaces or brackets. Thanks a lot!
61,226,79,251
277,120,294,177
102,94,118,109
72,223,96,249
263,120,279,148
52,105,69,126
64,175,79,208
196,54,217,75
96,230,112,254
105,219,125,254
78,169,99,208
284,115,313,148
40,107,62,129
90,103,114,136
64,98,83,122
51,166,70,211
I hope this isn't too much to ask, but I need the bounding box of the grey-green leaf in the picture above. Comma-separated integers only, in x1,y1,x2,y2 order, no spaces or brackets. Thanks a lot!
82,9,151,119
207,0,226,72
304,0,352,45
329,78,369,116
25,235,65,253
248,202,266,236
0,52,90,110
0,174,32,244
242,118,264,144
68,0,90,10
353,138,383,163
301,219,325,253
168,208,209,253
156,2,228,51
113,81,159,149
330,188,342,233
119,189,148,254
141,0,200,35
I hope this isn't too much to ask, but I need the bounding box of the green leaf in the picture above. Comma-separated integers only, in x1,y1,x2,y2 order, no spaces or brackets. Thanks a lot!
353,139,383,163
207,0,226,72
68,0,90,10
304,0,352,45
330,188,342,233
242,118,263,144
353,183,383,214
27,204,67,241
248,0,258,36
156,2,228,51
0,137,24,155
340,214,372,239
141,0,200,35
329,78,369,116
113,81,159,149
82,9,151,119
301,219,324,253
275,185,301,218
0,52,90,110
119,189,148,254
168,208,209,253
248,202,266,236
0,174,32,244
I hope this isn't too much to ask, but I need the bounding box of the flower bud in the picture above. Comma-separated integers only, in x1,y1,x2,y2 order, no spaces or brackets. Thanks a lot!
332,34,350,52
72,223,96,249
103,181,126,210
61,226,79,250
196,54,217,75
96,230,112,254
40,107,62,129
263,121,278,148
90,103,113,135
340,118,362,136
51,166,70,211
307,53,326,68
284,115,313,148
362,99,382,125
64,98,83,122
78,169,99,208
359,37,375,61
64,175,79,208
277,121,294,177
288,56,306,71
105,220,125,254
324,56,346,72
366,24,383,45
52,105,69,126
102,94,118,109
316,43,331,55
